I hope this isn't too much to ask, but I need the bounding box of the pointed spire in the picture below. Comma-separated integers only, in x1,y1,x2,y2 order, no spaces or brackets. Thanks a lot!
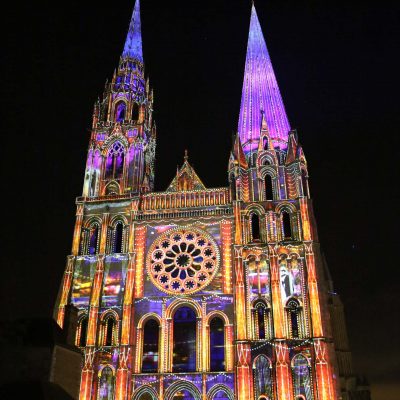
238,4,290,154
122,0,143,62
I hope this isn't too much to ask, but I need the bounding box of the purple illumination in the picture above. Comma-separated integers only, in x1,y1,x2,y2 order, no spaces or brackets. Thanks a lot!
122,0,143,62
238,5,290,153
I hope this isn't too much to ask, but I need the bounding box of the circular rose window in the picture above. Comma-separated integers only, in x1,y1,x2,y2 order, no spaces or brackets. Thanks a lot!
147,227,220,294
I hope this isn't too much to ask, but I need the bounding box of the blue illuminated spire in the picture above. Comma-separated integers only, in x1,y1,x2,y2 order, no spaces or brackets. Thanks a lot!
122,0,143,62
238,5,290,152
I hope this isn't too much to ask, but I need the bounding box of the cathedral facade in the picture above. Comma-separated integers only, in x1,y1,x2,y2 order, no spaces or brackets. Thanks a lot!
54,2,364,399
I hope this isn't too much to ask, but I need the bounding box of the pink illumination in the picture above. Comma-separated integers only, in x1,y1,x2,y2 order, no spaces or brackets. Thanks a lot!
238,5,290,153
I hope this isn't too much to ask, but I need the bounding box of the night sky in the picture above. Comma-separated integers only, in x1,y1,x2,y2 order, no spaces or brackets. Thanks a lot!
3,1,399,399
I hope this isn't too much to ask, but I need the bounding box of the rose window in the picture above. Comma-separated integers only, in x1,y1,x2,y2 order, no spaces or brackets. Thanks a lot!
147,228,220,294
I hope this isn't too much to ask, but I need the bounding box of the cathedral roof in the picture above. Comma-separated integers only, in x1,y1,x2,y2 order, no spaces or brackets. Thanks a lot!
166,151,206,192
122,0,143,62
238,5,290,154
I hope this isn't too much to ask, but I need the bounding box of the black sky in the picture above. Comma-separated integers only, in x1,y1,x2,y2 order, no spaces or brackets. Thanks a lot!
2,1,399,399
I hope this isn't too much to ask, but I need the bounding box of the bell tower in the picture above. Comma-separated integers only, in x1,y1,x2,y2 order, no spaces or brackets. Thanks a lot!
82,0,155,199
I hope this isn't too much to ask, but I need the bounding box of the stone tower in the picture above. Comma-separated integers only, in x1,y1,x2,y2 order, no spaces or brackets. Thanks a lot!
54,2,369,399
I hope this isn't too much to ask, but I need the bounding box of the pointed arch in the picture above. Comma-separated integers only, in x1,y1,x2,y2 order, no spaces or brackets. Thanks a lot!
141,318,160,372
132,102,139,121
97,365,115,400
99,310,119,346
87,222,100,255
132,385,159,400
253,355,273,400
281,211,292,240
264,173,274,200
252,300,272,340
114,100,127,123
105,141,125,180
165,381,201,400
292,354,313,400
207,384,235,400
104,181,120,196
301,169,309,197
286,298,302,339
250,213,261,241
76,314,88,347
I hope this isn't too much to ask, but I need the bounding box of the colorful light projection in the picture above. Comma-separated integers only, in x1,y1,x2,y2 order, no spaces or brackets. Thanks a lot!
238,5,290,153
292,355,313,400
279,255,302,303
253,355,273,399
247,257,271,298
72,257,97,306
98,366,115,400
101,255,128,307
122,0,143,62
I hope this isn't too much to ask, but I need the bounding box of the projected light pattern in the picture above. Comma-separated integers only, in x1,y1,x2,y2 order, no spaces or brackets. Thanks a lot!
238,5,290,153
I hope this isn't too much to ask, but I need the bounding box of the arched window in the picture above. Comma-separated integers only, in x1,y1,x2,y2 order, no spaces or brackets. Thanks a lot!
105,142,125,180
115,101,126,122
132,103,139,121
253,301,270,340
102,315,117,346
301,170,309,197
282,211,292,239
88,223,99,255
209,317,225,371
264,174,273,200
292,355,313,400
113,221,124,253
253,356,273,400
251,213,261,241
173,307,197,372
142,319,159,372
263,137,269,150
98,366,115,400
78,317,88,347
287,299,300,338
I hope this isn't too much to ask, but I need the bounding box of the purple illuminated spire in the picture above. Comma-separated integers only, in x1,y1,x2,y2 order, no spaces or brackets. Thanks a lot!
238,5,290,153
122,0,143,62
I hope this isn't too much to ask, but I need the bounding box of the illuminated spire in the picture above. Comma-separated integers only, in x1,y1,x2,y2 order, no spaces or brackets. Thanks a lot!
238,5,290,153
122,0,143,62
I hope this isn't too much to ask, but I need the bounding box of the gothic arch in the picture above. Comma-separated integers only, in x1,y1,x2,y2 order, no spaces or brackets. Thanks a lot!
205,310,230,326
244,203,265,216
100,309,119,322
165,298,202,320
109,214,129,227
102,136,129,153
104,180,121,195
275,202,296,214
112,98,128,123
137,313,162,329
132,385,159,400
97,363,116,376
83,216,102,229
132,386,158,400
291,353,311,368
207,384,235,400
164,381,201,400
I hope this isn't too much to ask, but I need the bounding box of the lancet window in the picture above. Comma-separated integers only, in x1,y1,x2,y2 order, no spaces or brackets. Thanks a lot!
108,220,125,254
87,222,100,255
100,314,118,347
209,317,225,371
281,211,292,240
132,103,139,121
253,301,272,340
292,355,313,400
141,319,159,372
172,306,197,372
301,170,309,198
264,174,273,200
105,142,125,180
76,316,88,347
114,101,126,123
253,355,273,400
286,299,301,339
98,366,115,400
250,213,261,241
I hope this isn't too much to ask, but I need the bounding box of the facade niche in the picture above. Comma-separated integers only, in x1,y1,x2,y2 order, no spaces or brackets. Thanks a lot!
209,317,225,371
112,221,124,253
88,223,99,255
281,211,292,240
142,319,159,372
115,101,126,122
77,317,88,347
287,299,301,338
251,213,261,241
264,174,273,200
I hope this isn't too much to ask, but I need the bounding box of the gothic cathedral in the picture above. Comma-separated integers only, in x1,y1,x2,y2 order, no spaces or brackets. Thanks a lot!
54,2,365,400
